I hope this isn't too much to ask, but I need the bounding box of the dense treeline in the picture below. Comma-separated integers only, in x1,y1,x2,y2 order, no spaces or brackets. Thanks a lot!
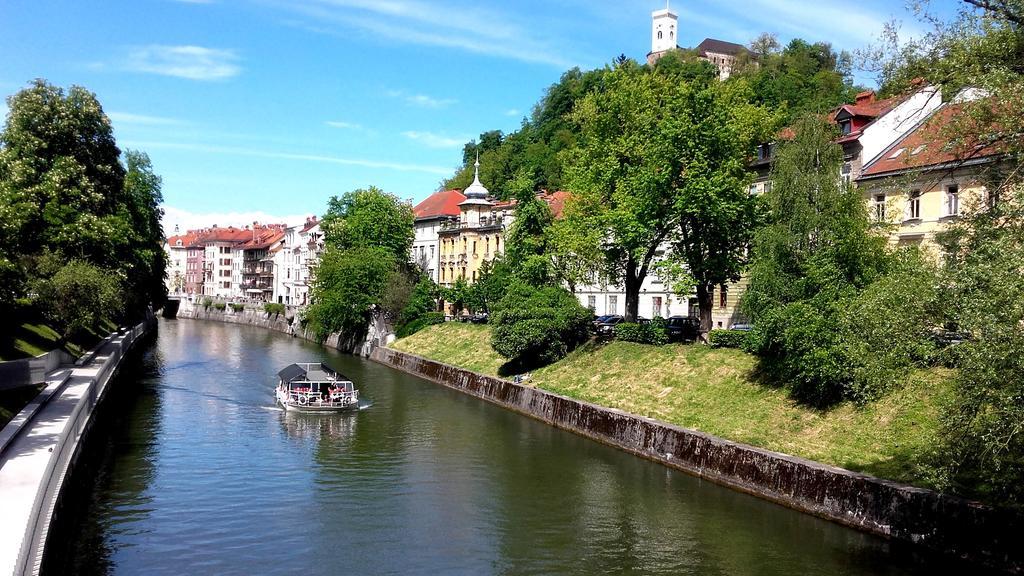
0,80,167,340
441,35,861,197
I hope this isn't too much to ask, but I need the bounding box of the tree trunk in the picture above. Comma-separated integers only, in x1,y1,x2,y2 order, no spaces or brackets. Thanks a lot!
696,283,713,343
624,258,640,322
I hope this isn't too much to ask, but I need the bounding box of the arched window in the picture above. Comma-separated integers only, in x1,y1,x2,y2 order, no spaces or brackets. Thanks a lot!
669,31,674,39
657,31,663,40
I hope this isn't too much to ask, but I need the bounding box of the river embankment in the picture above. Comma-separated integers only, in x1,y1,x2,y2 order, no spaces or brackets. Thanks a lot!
0,317,153,576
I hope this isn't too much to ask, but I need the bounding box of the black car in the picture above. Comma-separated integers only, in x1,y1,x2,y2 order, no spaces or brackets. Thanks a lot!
469,312,489,324
666,316,700,342
595,315,625,336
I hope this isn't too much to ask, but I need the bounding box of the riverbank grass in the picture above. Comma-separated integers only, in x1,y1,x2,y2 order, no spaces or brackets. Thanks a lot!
391,323,950,486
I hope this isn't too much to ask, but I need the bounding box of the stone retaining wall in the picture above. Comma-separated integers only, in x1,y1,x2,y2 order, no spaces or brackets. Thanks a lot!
175,301,390,356
370,346,1024,573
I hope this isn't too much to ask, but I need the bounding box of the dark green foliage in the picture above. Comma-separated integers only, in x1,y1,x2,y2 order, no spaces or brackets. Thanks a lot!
490,281,591,366
708,329,748,349
320,186,414,263
264,303,285,315
396,312,444,339
309,186,418,341
212,302,226,311
32,260,120,339
202,298,213,309
0,80,167,329
396,277,440,336
307,246,394,340
926,182,1024,506
731,38,862,121
229,303,245,312
742,115,939,407
614,322,667,345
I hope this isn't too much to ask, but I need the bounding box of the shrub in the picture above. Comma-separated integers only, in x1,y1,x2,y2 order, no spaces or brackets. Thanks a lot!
396,312,444,338
264,302,286,316
615,322,668,345
202,298,213,309
708,329,748,348
229,303,245,312
33,260,121,338
212,302,226,311
490,281,591,367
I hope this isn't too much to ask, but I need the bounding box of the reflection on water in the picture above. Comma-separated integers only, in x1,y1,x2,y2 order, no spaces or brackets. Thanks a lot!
43,319,988,576
280,410,357,443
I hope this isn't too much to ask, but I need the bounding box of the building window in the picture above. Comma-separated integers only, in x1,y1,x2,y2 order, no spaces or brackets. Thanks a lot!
719,284,728,308
907,190,921,220
657,31,663,39
873,194,886,222
587,295,596,311
841,162,852,187
839,120,852,135
653,296,663,318
608,295,618,314
946,185,960,216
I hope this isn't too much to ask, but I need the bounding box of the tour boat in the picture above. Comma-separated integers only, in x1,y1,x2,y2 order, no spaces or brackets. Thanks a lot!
275,362,359,413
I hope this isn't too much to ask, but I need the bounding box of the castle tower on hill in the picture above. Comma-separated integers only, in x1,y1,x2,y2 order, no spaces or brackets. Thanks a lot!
646,3,749,80
650,6,678,56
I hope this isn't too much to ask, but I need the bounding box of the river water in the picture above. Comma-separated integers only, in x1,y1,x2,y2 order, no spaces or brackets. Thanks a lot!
43,319,978,575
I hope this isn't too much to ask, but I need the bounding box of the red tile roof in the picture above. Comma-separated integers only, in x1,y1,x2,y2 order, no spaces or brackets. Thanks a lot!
860,103,1001,178
300,216,319,233
414,189,466,219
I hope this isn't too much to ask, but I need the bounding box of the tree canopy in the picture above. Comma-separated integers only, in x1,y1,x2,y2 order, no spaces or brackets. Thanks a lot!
0,79,166,327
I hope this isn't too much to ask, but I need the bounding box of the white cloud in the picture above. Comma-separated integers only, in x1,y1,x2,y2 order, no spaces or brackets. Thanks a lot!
268,0,578,68
122,45,241,80
505,108,521,117
325,120,362,130
402,131,468,149
108,111,186,126
386,89,456,109
122,139,451,174
162,205,310,235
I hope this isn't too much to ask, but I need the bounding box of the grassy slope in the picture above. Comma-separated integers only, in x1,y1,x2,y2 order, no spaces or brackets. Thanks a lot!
391,323,949,486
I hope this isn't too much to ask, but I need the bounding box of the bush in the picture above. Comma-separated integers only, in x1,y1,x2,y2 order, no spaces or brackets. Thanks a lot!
615,322,668,345
708,329,748,348
202,298,213,309
264,302,286,316
396,311,444,338
212,302,226,311
229,303,245,312
490,281,591,367
33,260,121,338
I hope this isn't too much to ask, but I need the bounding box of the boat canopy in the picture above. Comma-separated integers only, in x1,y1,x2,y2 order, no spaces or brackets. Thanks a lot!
277,362,347,384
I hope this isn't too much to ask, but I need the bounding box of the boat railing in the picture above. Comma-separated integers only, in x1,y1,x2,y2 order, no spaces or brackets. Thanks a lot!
286,388,357,406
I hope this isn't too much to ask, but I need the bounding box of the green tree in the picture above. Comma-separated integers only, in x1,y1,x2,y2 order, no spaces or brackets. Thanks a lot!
0,80,166,323
306,246,394,340
563,62,770,325
33,260,121,340
490,280,592,369
320,186,414,263
742,115,906,406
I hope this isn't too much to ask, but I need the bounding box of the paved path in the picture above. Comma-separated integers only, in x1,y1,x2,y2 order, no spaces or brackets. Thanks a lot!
0,327,144,576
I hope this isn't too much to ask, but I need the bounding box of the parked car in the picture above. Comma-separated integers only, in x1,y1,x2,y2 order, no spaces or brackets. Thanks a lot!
666,316,700,342
729,322,752,331
469,312,489,324
591,314,618,332
595,315,625,336
636,317,651,325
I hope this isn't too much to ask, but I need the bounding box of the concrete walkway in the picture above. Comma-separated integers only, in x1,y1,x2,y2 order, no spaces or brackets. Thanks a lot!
0,324,147,576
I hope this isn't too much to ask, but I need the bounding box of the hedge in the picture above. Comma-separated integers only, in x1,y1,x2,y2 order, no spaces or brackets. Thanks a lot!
615,322,668,345
708,329,749,348
264,302,286,316
229,303,245,312
212,302,227,311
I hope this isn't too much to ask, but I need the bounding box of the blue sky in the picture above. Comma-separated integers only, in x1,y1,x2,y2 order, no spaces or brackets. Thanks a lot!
0,0,960,232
